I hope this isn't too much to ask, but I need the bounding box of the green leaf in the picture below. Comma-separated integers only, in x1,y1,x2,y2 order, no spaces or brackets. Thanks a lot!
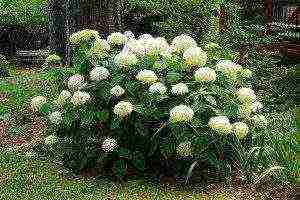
39,103,51,115
166,72,182,83
114,160,127,178
111,118,121,129
117,148,131,159
95,111,109,122
132,159,145,172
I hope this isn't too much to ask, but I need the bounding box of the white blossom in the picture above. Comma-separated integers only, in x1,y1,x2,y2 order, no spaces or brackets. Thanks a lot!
67,74,85,91
89,67,110,81
113,101,134,118
31,96,47,112
102,137,118,152
44,134,59,145
194,67,216,82
107,32,128,46
169,105,194,123
171,34,197,54
114,52,138,69
183,47,208,67
232,122,249,140
110,85,125,97
149,82,167,95
171,83,189,95
237,88,256,103
138,34,153,40
208,116,232,134
123,31,135,40
69,29,99,45
136,69,158,84
70,91,90,106
49,111,63,125
251,101,263,112
216,60,243,77
177,141,192,157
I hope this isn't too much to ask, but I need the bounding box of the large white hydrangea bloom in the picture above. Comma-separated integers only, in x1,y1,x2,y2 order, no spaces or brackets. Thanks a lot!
44,134,59,145
232,122,249,140
183,47,208,67
149,82,167,95
31,96,47,112
69,29,99,45
114,51,139,69
177,141,192,157
169,105,194,123
136,69,158,84
113,101,134,118
171,83,189,95
49,111,63,125
171,34,197,54
215,60,243,77
55,90,72,107
237,88,256,103
208,116,232,134
89,67,110,81
107,32,128,46
67,74,85,91
194,67,216,82
110,85,125,97
123,31,135,40
102,137,118,152
88,38,110,58
70,91,91,106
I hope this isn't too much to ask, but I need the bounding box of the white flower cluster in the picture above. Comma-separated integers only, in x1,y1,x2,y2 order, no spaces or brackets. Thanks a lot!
171,34,197,54
194,67,216,82
123,31,135,40
183,47,208,67
70,91,90,106
113,101,134,118
89,67,110,81
208,116,232,134
69,29,99,45
31,96,47,112
44,134,59,145
215,60,242,77
232,122,249,140
138,34,153,40
55,90,72,107
176,141,192,157
171,83,189,95
114,51,139,69
88,38,110,58
110,85,125,97
107,32,128,46
67,74,85,91
49,111,63,125
136,69,158,84
237,88,256,103
102,137,118,152
149,82,167,95
169,105,194,123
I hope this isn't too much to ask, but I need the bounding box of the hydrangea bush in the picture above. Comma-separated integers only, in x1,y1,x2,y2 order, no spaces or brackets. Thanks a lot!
31,29,268,182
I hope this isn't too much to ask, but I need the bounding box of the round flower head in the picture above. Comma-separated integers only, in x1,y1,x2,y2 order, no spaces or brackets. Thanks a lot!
49,111,63,125
208,116,232,134
251,114,268,128
123,31,135,40
114,52,138,69
69,29,99,45
171,83,189,95
136,69,158,84
44,134,59,145
251,101,263,112
194,67,216,82
88,38,110,58
89,67,110,81
31,96,47,112
110,85,125,97
233,122,249,140
113,101,134,118
171,34,197,54
153,37,170,53
102,137,118,152
71,91,90,106
240,68,253,78
183,47,208,67
107,32,128,46
149,82,167,95
177,141,192,157
46,54,61,65
216,60,242,76
56,90,71,106
67,74,85,91
138,33,153,40
237,88,256,103
169,105,194,123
